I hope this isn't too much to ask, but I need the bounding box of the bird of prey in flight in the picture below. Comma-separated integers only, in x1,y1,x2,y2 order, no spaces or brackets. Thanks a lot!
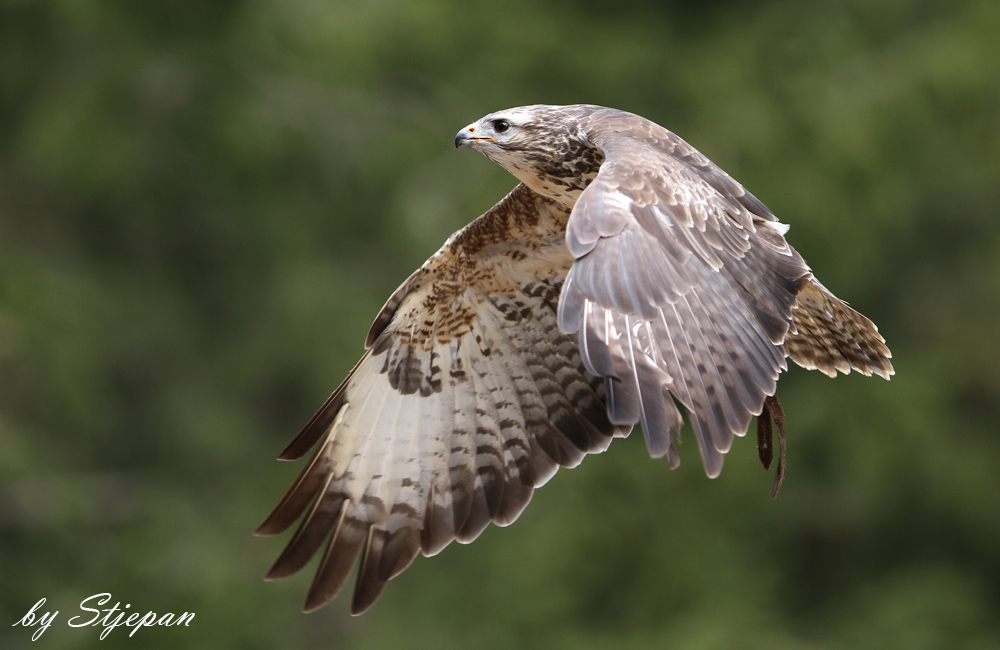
256,104,893,615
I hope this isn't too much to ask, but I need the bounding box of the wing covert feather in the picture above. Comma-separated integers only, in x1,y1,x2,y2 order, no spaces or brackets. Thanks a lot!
559,116,811,476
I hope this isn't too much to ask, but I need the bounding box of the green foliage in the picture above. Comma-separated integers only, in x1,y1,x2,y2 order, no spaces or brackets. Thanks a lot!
2,0,998,647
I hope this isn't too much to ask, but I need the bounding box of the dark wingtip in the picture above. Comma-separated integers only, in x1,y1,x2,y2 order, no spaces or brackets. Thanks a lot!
279,360,363,460
302,592,329,613
350,576,387,615
253,523,275,537
254,515,288,538
263,568,285,582
278,395,342,460
264,554,305,582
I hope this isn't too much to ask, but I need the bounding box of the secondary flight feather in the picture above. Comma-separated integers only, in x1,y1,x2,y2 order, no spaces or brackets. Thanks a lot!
256,104,893,614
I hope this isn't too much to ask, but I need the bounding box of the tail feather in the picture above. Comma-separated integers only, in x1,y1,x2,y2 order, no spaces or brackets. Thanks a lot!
786,279,894,379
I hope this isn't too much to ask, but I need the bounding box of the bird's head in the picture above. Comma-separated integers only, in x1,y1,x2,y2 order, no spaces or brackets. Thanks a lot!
455,104,606,203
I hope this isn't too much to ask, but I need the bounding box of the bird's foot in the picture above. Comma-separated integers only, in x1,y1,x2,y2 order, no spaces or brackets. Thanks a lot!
756,394,786,498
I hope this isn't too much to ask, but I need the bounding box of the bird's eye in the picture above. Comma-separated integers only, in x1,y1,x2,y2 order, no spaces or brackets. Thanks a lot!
492,119,511,134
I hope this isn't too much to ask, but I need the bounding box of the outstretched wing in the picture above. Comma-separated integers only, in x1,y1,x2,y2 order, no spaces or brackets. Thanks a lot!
558,110,811,477
256,186,625,614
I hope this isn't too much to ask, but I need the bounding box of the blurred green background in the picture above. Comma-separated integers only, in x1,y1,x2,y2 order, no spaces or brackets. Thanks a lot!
2,0,998,648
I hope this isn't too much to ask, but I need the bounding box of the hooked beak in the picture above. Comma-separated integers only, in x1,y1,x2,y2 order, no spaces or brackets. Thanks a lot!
454,124,496,148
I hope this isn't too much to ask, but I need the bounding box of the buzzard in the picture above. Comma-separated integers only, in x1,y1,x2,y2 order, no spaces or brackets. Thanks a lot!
256,104,893,615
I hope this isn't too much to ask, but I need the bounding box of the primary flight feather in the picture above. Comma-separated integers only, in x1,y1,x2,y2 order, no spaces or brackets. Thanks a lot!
256,104,893,614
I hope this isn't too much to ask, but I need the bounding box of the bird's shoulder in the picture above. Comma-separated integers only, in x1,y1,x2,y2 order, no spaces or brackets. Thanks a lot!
578,109,781,226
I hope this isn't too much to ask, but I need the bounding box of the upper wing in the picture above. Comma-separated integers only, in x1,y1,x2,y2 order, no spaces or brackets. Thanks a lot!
558,112,811,477
255,185,626,614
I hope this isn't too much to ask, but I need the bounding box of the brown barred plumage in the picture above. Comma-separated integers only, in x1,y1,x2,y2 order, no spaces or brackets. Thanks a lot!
257,105,893,615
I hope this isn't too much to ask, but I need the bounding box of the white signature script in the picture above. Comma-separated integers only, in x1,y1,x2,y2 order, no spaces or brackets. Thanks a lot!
12,594,195,640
